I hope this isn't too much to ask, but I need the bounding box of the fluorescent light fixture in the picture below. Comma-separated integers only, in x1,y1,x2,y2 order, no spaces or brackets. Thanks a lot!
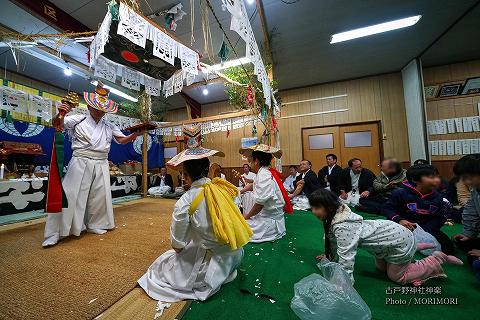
247,0,255,4
330,15,421,44
202,88,209,96
203,57,251,72
63,67,72,76
90,81,138,102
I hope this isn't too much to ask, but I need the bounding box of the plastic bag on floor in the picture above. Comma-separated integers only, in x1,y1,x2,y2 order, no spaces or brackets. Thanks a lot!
290,259,371,320
413,225,441,256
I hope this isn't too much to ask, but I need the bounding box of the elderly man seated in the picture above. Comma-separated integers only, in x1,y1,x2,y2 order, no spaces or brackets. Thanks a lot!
338,158,375,207
288,160,321,210
358,158,406,214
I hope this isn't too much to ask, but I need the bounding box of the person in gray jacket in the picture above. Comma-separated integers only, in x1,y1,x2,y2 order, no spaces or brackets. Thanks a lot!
452,154,480,280
359,158,406,215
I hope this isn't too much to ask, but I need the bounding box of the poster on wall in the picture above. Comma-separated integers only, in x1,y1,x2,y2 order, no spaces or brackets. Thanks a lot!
461,77,480,95
241,137,258,161
164,146,178,159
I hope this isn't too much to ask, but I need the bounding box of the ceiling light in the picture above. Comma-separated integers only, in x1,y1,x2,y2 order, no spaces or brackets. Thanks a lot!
202,57,251,72
246,0,255,4
90,81,138,102
63,67,72,76
202,88,209,96
330,15,422,44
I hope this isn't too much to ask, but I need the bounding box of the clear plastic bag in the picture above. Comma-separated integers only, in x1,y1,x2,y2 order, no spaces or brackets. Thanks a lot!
412,225,441,256
290,259,371,320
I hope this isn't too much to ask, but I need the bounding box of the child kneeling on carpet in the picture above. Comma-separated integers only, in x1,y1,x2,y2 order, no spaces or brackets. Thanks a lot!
138,126,252,302
308,189,462,285
452,154,480,281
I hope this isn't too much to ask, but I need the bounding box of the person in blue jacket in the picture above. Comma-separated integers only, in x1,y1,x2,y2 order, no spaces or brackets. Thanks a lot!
382,164,454,255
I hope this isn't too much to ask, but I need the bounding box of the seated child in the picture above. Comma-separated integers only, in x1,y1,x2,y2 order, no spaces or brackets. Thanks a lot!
308,189,462,285
451,154,480,281
382,164,455,254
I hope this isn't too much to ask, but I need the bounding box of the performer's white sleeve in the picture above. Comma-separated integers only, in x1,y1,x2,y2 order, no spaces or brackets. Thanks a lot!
63,114,85,129
170,194,191,248
253,170,274,206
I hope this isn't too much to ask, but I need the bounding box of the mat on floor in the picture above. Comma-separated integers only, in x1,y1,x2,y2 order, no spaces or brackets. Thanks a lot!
0,198,175,320
183,210,480,320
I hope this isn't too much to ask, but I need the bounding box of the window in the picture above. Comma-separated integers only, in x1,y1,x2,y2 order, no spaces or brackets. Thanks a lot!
164,147,178,158
309,134,333,149
344,131,372,147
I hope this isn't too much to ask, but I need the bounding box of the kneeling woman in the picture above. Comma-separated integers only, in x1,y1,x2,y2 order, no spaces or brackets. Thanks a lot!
139,127,252,302
240,144,293,243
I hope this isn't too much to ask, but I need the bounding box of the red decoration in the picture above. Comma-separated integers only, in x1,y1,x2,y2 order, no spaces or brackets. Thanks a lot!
269,168,293,214
271,116,277,131
247,84,254,106
121,50,140,63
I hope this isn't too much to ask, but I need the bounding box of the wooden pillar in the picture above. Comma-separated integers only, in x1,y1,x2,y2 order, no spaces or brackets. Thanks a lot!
142,131,148,197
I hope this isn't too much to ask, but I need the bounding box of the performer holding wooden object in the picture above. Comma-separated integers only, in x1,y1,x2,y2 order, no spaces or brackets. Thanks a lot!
43,83,141,247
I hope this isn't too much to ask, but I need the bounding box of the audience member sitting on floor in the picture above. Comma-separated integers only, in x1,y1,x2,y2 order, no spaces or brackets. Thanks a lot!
289,160,321,198
445,164,473,224
148,166,174,196
283,165,300,193
318,153,343,195
308,189,462,286
240,144,292,243
383,164,455,255
358,158,406,215
451,154,480,281
139,127,252,302
414,159,450,197
338,158,375,207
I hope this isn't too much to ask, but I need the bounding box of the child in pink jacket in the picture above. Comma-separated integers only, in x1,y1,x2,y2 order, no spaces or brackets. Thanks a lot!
308,189,463,285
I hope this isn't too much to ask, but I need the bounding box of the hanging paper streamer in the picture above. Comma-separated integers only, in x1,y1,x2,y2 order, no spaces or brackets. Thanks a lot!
117,3,149,48
144,75,162,96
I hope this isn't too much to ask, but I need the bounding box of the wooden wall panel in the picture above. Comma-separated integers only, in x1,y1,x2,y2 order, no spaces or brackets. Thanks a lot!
423,59,480,162
200,72,409,169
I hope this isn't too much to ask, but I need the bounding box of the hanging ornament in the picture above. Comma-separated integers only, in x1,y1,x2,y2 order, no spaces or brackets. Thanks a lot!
165,3,187,31
217,36,230,63
176,135,179,143
227,128,230,138
252,124,257,135
201,135,205,143
261,106,267,120
247,84,254,106
108,0,120,21
271,116,277,131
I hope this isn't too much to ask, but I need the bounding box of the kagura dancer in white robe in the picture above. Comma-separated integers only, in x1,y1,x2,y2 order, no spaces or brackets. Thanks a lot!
43,83,140,247
240,144,293,243
139,125,252,302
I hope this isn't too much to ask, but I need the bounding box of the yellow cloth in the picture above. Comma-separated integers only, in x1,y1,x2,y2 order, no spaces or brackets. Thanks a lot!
189,178,253,250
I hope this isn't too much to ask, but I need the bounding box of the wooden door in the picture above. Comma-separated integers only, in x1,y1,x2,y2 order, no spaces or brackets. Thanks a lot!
339,123,381,174
302,122,382,174
302,126,341,173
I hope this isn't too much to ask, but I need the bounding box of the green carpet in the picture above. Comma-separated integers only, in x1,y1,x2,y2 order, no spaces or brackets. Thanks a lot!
183,211,479,320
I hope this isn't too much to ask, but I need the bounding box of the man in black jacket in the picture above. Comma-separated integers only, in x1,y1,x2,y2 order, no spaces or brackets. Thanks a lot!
289,159,321,198
338,158,375,207
318,154,343,195
153,166,174,192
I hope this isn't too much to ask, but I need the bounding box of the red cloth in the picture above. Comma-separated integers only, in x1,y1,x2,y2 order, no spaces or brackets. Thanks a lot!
45,134,63,213
269,168,294,214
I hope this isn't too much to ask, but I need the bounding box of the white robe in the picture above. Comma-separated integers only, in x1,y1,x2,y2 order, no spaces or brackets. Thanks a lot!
138,178,243,302
248,167,286,243
44,114,125,238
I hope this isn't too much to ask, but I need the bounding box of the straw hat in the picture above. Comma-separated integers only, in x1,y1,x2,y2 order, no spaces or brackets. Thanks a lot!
166,125,225,168
239,144,282,159
83,81,119,113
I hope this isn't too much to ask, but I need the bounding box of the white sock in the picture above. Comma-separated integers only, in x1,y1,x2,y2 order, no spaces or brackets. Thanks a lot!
87,228,107,235
42,234,59,247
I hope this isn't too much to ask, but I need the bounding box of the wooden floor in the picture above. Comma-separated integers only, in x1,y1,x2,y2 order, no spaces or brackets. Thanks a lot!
99,288,190,320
